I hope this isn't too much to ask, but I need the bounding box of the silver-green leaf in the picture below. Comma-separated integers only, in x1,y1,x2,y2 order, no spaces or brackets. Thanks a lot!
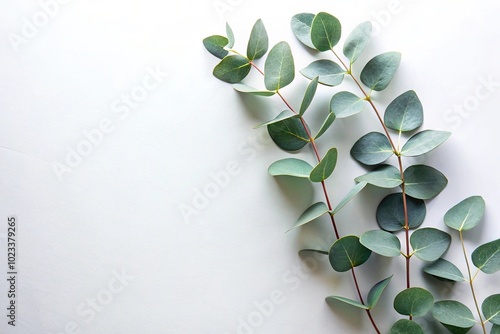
401,130,451,157
351,132,393,165
444,196,486,232
330,91,364,118
360,52,401,91
411,228,451,262
213,55,251,83
310,147,338,182
325,296,368,310
300,60,345,86
247,19,268,60
255,110,296,128
226,22,235,48
404,165,448,200
423,258,465,282
343,21,372,64
264,41,295,91
355,164,402,188
482,294,500,325
289,202,329,231
329,235,371,272
367,275,393,309
300,76,319,116
314,112,336,139
290,13,315,49
389,320,425,334
203,35,229,59
233,83,275,96
376,193,426,232
384,90,423,132
432,300,476,333
394,287,434,317
268,158,313,179
472,238,500,274
310,12,341,51
267,117,309,151
332,181,367,215
360,230,401,257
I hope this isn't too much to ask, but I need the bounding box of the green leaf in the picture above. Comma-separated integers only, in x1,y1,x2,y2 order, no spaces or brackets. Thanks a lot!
423,258,465,282
404,165,448,200
226,22,235,48
299,77,318,116
325,296,369,310
432,300,476,333
264,41,295,91
482,294,500,325
289,202,329,231
267,117,309,151
410,228,451,262
299,249,328,256
492,325,500,334
330,91,364,118
290,13,315,49
355,164,402,188
351,132,393,165
401,130,451,157
300,60,345,86
394,287,434,317
343,21,372,64
310,12,341,51
367,275,393,308
232,83,275,96
255,110,296,128
268,158,313,178
384,90,423,132
389,320,425,334
203,35,229,59
360,52,401,91
247,19,268,60
332,181,367,214
329,235,371,272
310,147,338,182
360,230,401,257
444,196,486,232
314,112,336,139
472,238,500,274
213,55,251,83
376,193,426,232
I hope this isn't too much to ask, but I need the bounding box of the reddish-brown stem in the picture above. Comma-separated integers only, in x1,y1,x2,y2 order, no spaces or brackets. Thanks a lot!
351,268,381,333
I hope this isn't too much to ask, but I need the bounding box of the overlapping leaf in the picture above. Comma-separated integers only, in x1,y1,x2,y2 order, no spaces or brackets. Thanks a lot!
351,132,393,165
410,228,451,262
376,193,426,231
330,91,364,118
310,12,341,51
291,13,315,49
203,35,229,59
310,148,338,182
472,238,500,274
329,235,371,272
401,130,451,157
267,117,309,151
301,60,345,86
432,300,476,333
389,320,424,334
355,164,402,188
423,258,465,282
360,230,401,257
213,55,250,83
404,165,448,200
394,287,434,317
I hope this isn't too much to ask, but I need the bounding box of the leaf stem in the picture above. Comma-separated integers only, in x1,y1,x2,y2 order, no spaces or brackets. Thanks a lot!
352,267,381,333
460,230,486,334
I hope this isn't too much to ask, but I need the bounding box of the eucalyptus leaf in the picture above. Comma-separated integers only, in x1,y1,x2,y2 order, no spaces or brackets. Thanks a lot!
203,35,229,59
315,112,336,139
351,132,393,165
389,319,425,334
255,110,296,128
268,158,313,178
343,21,372,64
226,22,235,48
432,300,476,333
492,325,500,334
384,90,423,132
213,55,251,83
410,228,451,262
404,165,448,200
264,41,295,91
289,202,329,231
299,249,329,256
355,164,402,188
360,230,401,257
325,296,368,310
300,60,345,86
310,147,338,182
300,76,319,116
376,193,426,232
482,294,500,325
247,19,268,60
233,83,275,96
367,275,393,308
332,181,367,214
401,130,451,157
394,287,434,317
290,13,315,49
360,52,401,91
267,117,309,151
444,196,486,232
330,91,364,118
472,238,500,274
310,12,342,51
423,258,465,282
329,235,371,272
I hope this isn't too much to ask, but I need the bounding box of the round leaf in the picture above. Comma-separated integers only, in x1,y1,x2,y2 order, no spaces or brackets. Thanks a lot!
401,130,451,157
329,235,371,272
330,91,364,118
389,319,424,334
367,275,393,309
376,193,426,232
355,164,402,188
267,117,309,151
247,19,268,61
360,52,401,91
360,230,401,257
268,158,313,178
404,165,448,200
444,196,486,232
290,13,315,49
423,258,465,282
289,202,329,231
472,238,500,274
432,300,476,332
310,147,338,182
343,21,372,64
394,287,434,317
482,294,500,325
264,42,295,91
351,132,394,165
310,12,341,51
411,228,451,262
203,35,229,59
213,55,251,83
384,90,423,132
300,60,345,86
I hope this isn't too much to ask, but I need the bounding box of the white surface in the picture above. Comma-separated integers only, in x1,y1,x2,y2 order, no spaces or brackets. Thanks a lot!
1,0,500,333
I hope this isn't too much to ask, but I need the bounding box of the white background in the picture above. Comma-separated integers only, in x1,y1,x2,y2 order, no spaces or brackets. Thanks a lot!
1,0,500,333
